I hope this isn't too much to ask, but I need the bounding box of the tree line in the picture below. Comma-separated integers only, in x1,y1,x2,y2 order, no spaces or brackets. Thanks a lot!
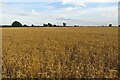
2,21,67,27
2,21,120,27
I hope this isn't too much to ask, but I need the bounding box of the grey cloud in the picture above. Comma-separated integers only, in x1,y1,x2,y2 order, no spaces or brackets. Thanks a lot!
56,18,72,21
2,10,32,17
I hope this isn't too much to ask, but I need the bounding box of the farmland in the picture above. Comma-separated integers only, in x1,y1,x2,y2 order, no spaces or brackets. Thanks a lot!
2,27,119,78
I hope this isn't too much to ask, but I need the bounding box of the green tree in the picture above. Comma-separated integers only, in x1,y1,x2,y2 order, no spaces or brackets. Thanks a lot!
53,24,56,27
23,24,28,27
12,21,22,27
109,24,112,27
63,23,66,27
43,23,48,27
31,24,34,27
48,23,52,27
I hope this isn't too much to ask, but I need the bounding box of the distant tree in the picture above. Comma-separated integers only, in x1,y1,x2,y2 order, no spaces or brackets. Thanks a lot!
43,23,48,27
53,25,56,27
31,24,34,27
63,23,66,27
57,25,60,27
12,21,22,27
48,23,52,27
23,24,28,27
2,25,11,27
119,25,120,27
74,25,79,27
102,25,104,27
109,24,112,27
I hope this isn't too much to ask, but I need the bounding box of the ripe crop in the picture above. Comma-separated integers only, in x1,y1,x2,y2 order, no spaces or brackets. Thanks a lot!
2,27,119,78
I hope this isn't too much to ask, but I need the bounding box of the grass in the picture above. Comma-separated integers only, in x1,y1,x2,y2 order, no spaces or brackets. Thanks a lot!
2,27,119,78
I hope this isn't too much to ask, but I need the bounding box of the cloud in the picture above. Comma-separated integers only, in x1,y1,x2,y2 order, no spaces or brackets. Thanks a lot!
0,2,5,8
62,0,118,11
73,6,118,25
0,0,61,2
62,0,118,6
62,0,86,11
1,0,118,2
56,17,71,21
2,9,30,17
61,0,118,11
0,2,118,26
82,0,119,3
52,4,118,25
31,9,40,15
63,7,76,11
62,0,86,7
62,0,118,3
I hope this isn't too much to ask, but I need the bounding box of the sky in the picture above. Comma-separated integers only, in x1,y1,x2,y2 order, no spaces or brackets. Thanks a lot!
0,0,119,26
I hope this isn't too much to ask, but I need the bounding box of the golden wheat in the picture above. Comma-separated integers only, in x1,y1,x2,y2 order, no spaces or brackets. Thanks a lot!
2,27,119,78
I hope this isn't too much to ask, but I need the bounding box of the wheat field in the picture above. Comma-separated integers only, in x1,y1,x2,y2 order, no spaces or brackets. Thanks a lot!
2,27,119,78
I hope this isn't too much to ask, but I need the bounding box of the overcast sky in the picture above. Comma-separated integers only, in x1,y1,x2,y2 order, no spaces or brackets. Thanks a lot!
0,0,119,26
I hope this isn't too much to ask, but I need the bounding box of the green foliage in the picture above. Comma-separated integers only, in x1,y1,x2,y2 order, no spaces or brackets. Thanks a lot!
23,24,28,27
63,23,66,27
53,24,56,27
31,24,34,27
43,23,48,27
48,23,52,27
12,21,22,27
74,25,79,27
109,24,112,27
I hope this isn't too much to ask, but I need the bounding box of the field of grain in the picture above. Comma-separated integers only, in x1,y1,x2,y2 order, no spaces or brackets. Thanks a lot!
2,27,119,78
